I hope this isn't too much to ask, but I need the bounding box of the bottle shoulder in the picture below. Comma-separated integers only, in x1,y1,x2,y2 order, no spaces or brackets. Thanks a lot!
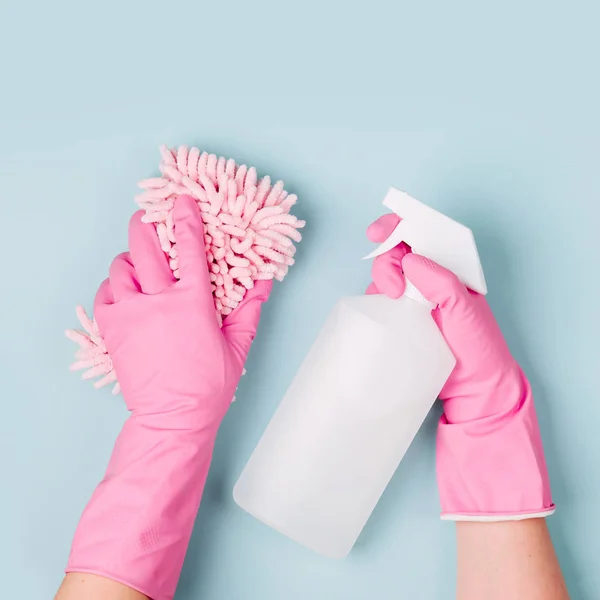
335,294,435,328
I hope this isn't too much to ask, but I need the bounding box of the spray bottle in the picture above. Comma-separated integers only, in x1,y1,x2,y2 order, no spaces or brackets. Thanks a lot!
234,188,487,558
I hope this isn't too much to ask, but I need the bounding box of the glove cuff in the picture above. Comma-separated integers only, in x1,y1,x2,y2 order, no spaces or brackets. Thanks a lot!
436,376,554,522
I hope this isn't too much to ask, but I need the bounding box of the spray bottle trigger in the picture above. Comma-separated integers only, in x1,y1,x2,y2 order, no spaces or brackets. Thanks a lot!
362,219,410,261
362,188,488,296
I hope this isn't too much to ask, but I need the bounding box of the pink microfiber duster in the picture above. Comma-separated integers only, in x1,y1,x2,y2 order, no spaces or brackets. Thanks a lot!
66,145,305,394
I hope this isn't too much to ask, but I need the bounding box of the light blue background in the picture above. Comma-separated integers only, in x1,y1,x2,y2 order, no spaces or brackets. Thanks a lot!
1,0,598,597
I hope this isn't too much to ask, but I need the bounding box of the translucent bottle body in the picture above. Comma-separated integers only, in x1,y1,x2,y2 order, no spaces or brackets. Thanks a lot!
234,292,456,558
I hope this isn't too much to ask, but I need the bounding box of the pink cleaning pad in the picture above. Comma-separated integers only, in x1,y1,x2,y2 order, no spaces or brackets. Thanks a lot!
66,145,305,394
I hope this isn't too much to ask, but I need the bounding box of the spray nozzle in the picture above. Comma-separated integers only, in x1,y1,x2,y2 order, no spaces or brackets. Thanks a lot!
364,188,487,295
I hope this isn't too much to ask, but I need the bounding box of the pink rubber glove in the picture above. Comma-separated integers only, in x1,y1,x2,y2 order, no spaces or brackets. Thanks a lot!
367,214,554,521
66,196,271,600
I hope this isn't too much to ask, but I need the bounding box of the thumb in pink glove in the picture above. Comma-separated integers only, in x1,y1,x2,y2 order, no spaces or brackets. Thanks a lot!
67,196,271,600
367,213,554,521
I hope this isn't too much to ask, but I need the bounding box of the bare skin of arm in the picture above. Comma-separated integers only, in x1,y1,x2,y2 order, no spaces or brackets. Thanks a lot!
457,519,569,600
55,521,569,600
55,574,147,600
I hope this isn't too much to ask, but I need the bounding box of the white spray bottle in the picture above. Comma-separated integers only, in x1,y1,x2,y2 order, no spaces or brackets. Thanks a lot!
234,188,488,558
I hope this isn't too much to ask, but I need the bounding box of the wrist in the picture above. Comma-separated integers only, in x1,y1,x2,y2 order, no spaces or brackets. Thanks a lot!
126,389,232,434
443,363,527,425
437,370,554,522
67,410,220,600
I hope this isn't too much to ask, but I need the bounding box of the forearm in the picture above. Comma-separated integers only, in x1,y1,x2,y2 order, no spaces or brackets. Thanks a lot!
367,222,568,596
456,519,569,600
61,411,217,600
57,193,270,599
56,573,148,600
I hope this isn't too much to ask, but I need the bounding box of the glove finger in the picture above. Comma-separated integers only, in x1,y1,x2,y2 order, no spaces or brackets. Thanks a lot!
366,213,401,243
129,211,175,295
92,278,114,337
365,282,379,295
401,253,470,309
222,280,272,367
371,243,409,299
109,252,141,302
173,195,215,314
94,278,114,309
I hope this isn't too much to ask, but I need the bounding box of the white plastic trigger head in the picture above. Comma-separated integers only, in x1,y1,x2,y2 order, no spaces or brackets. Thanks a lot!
363,188,487,295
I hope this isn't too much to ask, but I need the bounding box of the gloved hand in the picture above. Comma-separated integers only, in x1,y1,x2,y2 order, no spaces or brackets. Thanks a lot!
67,195,271,600
367,214,554,521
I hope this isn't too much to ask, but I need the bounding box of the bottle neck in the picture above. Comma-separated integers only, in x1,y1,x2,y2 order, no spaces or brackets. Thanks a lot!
403,278,436,310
